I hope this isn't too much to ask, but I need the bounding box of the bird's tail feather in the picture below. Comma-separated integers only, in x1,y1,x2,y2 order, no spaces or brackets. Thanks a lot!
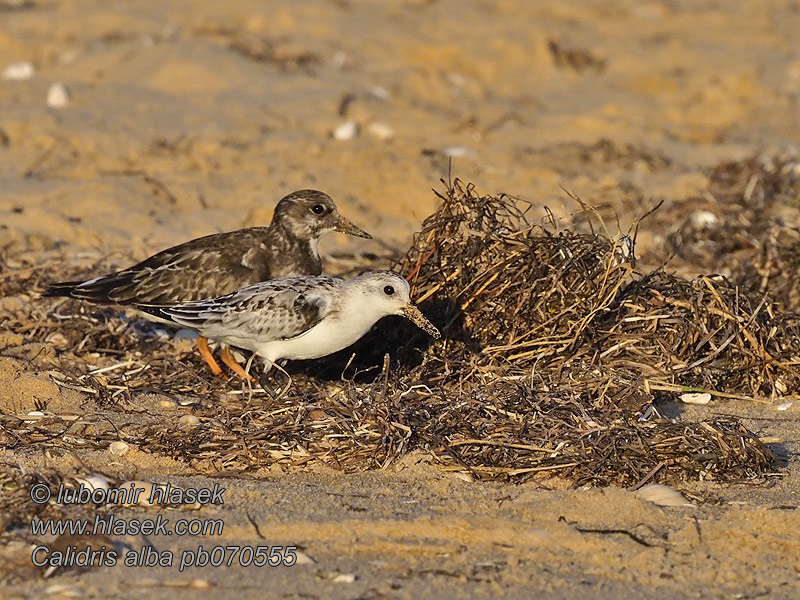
42,281,83,297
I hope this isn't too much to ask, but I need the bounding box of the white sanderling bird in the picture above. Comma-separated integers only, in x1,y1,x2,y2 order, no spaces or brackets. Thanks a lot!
43,190,372,379
137,271,440,394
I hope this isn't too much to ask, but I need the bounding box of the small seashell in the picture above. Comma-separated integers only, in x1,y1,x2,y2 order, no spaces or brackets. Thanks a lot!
369,85,390,100
188,579,212,589
331,51,347,69
58,50,79,65
179,414,200,427
2,61,35,81
45,583,81,597
774,379,788,395
759,436,783,444
443,146,471,157
158,399,176,409
635,484,694,507
75,474,110,492
120,481,159,507
46,83,70,108
688,210,719,230
680,392,711,405
108,441,130,456
332,573,356,583
447,72,468,87
367,121,395,140
333,120,359,140
776,401,793,411
293,550,316,565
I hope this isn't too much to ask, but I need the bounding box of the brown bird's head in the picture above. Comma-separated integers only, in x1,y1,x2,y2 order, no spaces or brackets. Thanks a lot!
271,190,372,241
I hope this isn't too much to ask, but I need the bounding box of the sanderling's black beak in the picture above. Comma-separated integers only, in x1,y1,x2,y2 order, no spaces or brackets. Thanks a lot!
401,305,441,338
335,215,372,239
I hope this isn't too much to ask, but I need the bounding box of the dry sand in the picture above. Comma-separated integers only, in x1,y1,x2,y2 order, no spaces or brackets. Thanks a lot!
1,0,799,598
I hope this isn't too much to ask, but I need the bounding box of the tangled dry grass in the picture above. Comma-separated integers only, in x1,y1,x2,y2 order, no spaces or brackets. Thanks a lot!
2,164,796,499
652,153,800,310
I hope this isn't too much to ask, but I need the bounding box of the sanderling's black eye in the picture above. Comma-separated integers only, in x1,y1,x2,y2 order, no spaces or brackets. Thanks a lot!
311,204,326,215
383,285,395,296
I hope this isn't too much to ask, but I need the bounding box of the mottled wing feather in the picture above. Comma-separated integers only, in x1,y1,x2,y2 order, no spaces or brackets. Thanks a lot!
152,277,339,342
46,229,273,304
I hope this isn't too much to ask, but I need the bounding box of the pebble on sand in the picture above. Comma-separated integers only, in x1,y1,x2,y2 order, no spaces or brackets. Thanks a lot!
333,120,359,140
367,121,395,140
47,83,71,108
2,61,35,81
679,392,711,405
179,414,200,427
108,441,130,456
635,483,694,507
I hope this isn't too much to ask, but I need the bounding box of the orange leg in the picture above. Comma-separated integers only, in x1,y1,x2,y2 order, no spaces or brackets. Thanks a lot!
196,336,223,376
220,345,256,381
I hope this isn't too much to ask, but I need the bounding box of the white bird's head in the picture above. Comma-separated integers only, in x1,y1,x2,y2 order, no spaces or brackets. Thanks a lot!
352,271,440,338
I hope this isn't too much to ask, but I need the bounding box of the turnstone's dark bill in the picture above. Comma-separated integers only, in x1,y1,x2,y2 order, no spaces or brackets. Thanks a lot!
44,190,372,378
137,271,440,389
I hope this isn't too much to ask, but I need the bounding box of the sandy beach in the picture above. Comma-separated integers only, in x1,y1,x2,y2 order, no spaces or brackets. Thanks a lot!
2,1,800,598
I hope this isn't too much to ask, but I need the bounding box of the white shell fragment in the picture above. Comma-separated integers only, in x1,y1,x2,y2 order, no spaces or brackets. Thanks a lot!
680,392,711,405
2,61,35,81
120,481,159,507
367,121,395,140
47,83,71,108
776,402,793,411
635,484,694,507
369,85,390,100
179,414,200,427
108,441,130,456
332,573,356,583
443,146,471,157
333,120,359,140
44,583,81,597
74,474,110,492
293,550,316,565
688,210,719,230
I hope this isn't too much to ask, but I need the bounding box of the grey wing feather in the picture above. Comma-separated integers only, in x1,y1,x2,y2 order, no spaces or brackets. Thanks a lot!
156,277,338,342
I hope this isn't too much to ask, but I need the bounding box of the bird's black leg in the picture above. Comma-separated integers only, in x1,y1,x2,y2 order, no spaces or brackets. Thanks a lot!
259,358,293,399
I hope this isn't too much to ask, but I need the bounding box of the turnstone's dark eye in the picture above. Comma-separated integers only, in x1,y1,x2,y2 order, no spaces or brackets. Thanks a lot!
311,204,326,215
383,285,395,296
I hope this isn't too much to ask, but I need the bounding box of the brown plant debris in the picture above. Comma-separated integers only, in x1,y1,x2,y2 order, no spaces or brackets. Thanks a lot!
1,174,792,488
648,152,800,312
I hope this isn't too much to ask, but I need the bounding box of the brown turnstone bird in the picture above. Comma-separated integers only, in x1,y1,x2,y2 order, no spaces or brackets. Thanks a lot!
44,190,372,378
138,271,440,393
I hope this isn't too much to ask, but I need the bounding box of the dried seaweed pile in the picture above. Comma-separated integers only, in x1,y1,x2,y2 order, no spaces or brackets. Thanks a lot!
401,183,633,369
652,154,800,311
600,271,800,400
0,178,790,487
